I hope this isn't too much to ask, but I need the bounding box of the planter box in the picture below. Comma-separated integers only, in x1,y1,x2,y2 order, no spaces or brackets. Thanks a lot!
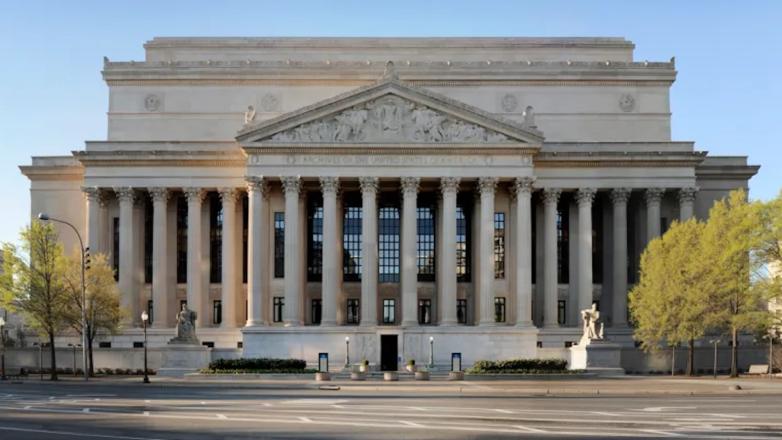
414,371,430,381
448,371,465,381
383,371,399,381
350,372,366,381
315,372,331,381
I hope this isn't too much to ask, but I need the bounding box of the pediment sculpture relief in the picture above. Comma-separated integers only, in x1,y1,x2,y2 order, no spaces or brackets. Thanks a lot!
268,95,510,143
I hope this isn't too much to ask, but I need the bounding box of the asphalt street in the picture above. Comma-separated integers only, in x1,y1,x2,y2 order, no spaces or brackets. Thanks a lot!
0,380,780,439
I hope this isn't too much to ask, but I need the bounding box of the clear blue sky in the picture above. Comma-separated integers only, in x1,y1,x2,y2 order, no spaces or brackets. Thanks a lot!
1,1,780,245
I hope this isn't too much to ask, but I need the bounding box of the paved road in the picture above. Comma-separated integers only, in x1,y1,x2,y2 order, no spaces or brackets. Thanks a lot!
0,380,780,439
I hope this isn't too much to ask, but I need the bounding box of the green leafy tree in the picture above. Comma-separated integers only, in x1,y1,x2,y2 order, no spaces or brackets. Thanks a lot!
0,222,70,380
629,219,713,375
61,252,124,376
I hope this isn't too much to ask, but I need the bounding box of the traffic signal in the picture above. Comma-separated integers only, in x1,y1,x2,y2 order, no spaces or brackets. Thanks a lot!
84,247,91,271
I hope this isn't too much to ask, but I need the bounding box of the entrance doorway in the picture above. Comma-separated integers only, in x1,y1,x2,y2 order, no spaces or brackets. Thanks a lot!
380,335,398,371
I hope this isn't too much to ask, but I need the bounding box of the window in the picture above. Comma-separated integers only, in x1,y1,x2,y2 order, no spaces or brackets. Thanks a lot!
557,300,566,325
378,205,400,283
273,297,284,323
556,198,570,284
147,300,154,326
457,299,467,324
418,299,432,324
343,204,362,281
210,194,223,283
494,297,506,323
307,197,324,281
274,212,285,278
311,299,322,325
112,217,119,281
416,204,436,281
143,196,153,283
494,212,505,279
456,198,472,282
176,195,188,283
382,299,396,324
347,298,360,324
213,300,222,325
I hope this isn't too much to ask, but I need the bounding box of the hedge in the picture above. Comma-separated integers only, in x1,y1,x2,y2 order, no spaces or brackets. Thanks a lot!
206,358,307,372
466,358,568,374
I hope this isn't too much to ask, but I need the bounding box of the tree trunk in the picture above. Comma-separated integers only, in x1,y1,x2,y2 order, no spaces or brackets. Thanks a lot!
730,327,739,378
88,333,95,377
687,338,695,376
48,332,58,381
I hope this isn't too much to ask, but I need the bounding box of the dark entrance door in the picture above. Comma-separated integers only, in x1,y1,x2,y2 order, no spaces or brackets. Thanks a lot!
380,335,398,371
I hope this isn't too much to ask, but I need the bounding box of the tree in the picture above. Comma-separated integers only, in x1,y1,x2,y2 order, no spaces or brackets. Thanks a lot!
61,252,123,376
0,222,70,380
629,219,713,375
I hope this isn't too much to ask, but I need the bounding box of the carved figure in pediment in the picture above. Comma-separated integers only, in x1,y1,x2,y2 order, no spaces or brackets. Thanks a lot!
334,108,367,141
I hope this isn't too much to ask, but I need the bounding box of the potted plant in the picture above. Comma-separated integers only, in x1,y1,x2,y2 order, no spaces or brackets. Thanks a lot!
359,359,369,373
405,359,417,373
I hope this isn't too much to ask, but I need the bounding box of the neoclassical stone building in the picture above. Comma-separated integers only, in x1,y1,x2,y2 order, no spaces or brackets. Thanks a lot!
20,37,758,370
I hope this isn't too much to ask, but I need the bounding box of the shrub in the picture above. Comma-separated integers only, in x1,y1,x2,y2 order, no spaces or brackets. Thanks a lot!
407,359,415,366
466,358,568,374
361,359,369,366
206,358,308,372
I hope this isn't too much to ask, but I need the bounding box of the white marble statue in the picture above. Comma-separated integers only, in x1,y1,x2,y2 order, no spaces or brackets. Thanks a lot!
580,303,604,343
169,303,199,345
244,105,256,125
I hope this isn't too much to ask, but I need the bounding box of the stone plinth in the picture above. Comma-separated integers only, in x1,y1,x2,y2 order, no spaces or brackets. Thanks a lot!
569,339,624,376
158,345,210,377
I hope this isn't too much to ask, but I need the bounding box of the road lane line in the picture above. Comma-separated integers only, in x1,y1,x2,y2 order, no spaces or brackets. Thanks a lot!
216,414,227,419
639,429,684,437
513,425,547,433
298,416,312,423
407,406,426,411
400,420,423,427
495,409,513,414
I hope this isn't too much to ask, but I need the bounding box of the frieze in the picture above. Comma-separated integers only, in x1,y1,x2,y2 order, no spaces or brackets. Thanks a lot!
260,154,534,167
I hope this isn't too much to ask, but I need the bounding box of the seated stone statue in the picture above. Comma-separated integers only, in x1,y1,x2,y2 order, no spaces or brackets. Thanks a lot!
168,303,199,345
579,303,604,344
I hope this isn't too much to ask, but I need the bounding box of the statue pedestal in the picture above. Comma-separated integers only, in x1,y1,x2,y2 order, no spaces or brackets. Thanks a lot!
569,339,624,376
158,345,210,377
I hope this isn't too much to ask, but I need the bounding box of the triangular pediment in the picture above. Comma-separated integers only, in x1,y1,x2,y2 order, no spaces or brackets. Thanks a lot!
236,76,544,145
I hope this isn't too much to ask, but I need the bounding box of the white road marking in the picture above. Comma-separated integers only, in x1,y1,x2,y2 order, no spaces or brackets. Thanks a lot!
400,420,423,427
23,406,31,410
407,406,426,411
513,425,547,433
298,416,312,422
262,403,272,407
144,400,151,403
494,409,513,414
592,411,621,417
639,406,697,412
0,425,167,440
143,411,150,416
216,414,227,419
200,401,206,405
331,404,345,409
639,429,684,437
83,408,91,413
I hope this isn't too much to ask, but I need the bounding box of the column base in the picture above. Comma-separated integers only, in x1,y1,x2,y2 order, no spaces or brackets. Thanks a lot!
439,320,458,326
543,323,561,329
478,320,498,326
283,321,303,327
319,320,338,327
244,320,267,327
515,321,536,328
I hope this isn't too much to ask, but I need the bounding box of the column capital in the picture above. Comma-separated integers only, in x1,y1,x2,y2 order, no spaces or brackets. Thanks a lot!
542,188,561,205
319,176,340,195
576,187,597,206
184,187,206,203
400,177,420,195
359,176,379,194
678,186,699,203
478,177,499,194
610,188,632,205
280,176,301,195
245,176,268,195
113,187,136,204
440,176,460,195
512,177,535,198
148,187,170,203
219,187,239,203
82,186,101,201
644,187,665,204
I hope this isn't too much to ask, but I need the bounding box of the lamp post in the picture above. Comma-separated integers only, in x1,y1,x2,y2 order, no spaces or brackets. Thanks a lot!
344,336,350,369
709,339,721,379
37,213,88,381
0,316,6,381
33,342,42,380
763,330,777,379
67,343,80,377
429,336,434,369
141,311,150,383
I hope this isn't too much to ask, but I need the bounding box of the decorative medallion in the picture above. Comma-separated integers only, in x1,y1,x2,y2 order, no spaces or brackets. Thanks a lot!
144,94,161,112
618,94,635,112
500,93,518,112
260,92,280,111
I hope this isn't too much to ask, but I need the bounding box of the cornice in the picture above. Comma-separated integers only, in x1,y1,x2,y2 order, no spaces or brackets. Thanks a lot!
242,144,540,156
19,165,84,181
73,150,246,167
534,150,707,168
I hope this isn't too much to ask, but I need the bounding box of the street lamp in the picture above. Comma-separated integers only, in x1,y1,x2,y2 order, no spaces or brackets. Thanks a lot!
141,311,150,383
67,343,81,377
429,336,434,369
32,342,43,380
709,339,721,379
762,330,777,379
344,336,350,369
38,213,88,381
0,316,6,381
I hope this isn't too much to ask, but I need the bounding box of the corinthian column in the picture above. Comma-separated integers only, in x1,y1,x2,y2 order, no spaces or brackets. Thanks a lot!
246,178,268,327
611,188,631,327
281,177,303,326
576,188,596,313
679,187,698,221
478,177,498,325
115,187,139,326
359,177,379,326
645,188,665,242
320,176,340,326
219,188,239,328
400,177,420,327
83,187,102,254
184,188,206,327
149,187,170,328
543,188,561,328
440,177,460,325
513,177,535,327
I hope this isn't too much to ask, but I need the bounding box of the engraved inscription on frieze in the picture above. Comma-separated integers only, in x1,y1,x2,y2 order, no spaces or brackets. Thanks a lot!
248,154,533,167
267,95,511,143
